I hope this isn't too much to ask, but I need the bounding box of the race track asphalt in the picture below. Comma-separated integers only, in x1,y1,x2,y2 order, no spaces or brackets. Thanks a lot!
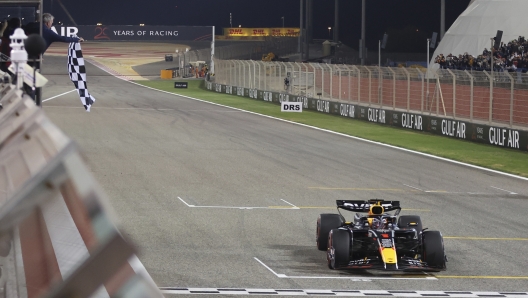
40,51,528,296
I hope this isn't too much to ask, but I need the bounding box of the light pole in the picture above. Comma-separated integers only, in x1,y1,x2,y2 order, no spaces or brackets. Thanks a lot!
427,38,430,111
441,0,445,40
361,0,366,65
328,27,332,39
282,16,284,28
230,13,232,28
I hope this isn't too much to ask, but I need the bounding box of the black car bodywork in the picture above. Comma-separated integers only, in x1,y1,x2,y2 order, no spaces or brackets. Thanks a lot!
316,199,446,271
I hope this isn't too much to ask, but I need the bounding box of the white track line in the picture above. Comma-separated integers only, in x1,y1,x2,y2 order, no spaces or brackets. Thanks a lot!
403,184,424,192
280,199,300,209
490,186,518,195
253,257,283,278
253,257,436,281
88,61,528,182
42,89,76,102
177,197,298,210
159,288,528,297
177,197,194,207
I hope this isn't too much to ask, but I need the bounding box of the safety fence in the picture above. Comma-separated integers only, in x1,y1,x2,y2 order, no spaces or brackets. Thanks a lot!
0,80,162,296
212,59,528,128
205,81,528,152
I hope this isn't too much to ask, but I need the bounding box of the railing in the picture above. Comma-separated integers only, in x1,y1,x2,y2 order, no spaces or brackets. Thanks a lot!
212,59,528,127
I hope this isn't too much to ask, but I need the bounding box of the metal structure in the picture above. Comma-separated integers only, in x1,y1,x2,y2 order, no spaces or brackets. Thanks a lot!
213,59,528,128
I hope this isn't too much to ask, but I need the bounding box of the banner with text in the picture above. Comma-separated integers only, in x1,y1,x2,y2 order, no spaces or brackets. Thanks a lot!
223,27,300,37
56,26,213,41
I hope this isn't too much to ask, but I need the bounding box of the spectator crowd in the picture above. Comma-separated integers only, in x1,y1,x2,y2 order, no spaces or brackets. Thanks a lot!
434,36,528,72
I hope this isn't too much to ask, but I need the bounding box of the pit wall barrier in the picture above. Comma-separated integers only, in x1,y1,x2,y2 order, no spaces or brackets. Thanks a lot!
204,81,528,152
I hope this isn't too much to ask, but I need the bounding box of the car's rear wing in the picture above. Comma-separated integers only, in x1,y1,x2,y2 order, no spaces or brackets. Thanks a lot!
336,200,401,213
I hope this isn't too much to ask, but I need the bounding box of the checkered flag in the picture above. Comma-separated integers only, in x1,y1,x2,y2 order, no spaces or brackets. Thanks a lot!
68,38,95,112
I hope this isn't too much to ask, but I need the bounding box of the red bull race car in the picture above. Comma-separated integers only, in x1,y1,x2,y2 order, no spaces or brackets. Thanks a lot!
316,199,446,271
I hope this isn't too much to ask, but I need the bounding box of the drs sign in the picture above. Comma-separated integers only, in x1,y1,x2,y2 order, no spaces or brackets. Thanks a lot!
281,102,303,112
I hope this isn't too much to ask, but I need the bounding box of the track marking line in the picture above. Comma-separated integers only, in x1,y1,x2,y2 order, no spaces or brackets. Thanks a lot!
403,184,424,192
308,187,416,192
436,275,528,279
42,89,76,102
177,197,298,210
280,199,300,209
490,186,518,195
253,257,284,278
444,236,528,241
159,288,528,297
253,257,436,281
177,197,194,207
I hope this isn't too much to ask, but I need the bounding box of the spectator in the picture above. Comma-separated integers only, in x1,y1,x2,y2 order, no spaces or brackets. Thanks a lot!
434,36,528,72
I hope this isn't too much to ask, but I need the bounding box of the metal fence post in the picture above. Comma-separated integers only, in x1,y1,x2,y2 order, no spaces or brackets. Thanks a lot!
446,69,456,118
321,65,325,99
483,70,492,124
366,67,372,106
347,65,352,103
339,67,342,101
305,63,309,97
504,71,514,127
402,68,411,112
436,75,440,116
328,64,333,100
352,65,360,103
417,68,424,113
464,70,474,122
387,67,396,110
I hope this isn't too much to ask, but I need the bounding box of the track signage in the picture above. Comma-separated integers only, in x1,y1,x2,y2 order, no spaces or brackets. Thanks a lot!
281,102,302,112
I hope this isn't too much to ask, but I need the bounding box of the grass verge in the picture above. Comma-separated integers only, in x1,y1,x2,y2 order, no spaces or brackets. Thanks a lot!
134,79,528,178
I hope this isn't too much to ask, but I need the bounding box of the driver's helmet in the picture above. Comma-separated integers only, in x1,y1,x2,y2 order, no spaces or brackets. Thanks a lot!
370,217,382,229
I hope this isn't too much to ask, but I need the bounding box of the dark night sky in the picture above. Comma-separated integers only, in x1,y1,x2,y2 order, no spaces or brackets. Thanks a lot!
44,0,471,49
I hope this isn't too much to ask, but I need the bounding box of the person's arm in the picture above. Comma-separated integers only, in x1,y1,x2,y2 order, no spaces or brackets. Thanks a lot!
0,21,7,37
44,27,82,44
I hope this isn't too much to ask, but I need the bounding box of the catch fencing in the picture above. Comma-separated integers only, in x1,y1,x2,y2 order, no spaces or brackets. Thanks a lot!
212,60,528,128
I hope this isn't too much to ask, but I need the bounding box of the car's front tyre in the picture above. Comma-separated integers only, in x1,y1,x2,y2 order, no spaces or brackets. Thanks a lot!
327,229,350,269
422,230,446,271
317,214,345,251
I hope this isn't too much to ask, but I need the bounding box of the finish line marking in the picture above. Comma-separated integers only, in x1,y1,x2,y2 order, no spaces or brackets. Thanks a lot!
159,288,528,297
253,257,436,281
177,197,299,210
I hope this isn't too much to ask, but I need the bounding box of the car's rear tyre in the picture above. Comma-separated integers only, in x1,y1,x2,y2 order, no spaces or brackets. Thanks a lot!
327,229,350,269
422,230,446,270
316,214,345,251
397,215,423,234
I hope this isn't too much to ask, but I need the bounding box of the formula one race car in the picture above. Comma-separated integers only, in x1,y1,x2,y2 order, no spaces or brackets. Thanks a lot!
316,199,446,271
